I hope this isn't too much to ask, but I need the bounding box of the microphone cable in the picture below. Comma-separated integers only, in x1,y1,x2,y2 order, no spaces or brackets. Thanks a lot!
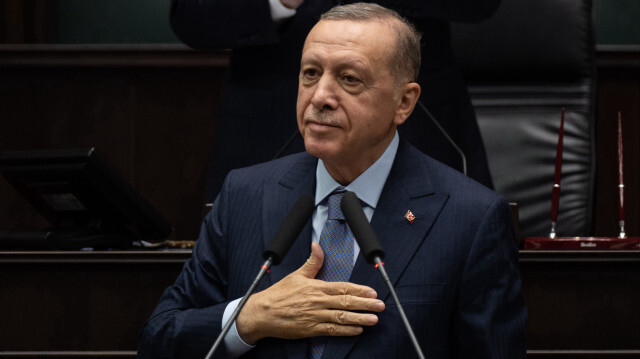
416,100,467,176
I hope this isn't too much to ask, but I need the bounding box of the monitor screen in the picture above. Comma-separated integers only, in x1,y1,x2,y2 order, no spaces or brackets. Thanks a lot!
0,148,173,249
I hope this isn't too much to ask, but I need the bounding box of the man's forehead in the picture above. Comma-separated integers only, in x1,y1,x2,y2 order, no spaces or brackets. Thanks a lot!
301,51,370,73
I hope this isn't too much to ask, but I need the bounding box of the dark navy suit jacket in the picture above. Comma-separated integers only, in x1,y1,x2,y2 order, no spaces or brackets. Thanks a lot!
138,140,527,358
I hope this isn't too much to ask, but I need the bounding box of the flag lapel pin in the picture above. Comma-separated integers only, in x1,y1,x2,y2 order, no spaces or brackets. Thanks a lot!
404,210,415,224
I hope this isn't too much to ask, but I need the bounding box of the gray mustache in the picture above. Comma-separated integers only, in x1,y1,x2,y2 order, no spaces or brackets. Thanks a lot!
304,110,341,126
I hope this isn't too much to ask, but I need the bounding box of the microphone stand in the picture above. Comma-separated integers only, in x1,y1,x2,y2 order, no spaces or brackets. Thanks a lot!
204,257,274,359
373,257,426,359
203,193,315,359
341,191,426,359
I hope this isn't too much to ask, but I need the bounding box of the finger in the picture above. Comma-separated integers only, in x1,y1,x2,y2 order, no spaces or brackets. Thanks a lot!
297,242,324,279
318,309,380,327
320,281,378,299
281,0,305,10
321,293,385,313
312,322,366,337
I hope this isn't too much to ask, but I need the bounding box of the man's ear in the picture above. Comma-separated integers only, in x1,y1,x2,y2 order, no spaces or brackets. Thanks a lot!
393,82,421,126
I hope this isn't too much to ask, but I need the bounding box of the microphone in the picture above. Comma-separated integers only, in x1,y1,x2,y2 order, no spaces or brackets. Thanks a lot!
263,194,315,265
417,100,467,176
340,192,384,264
204,194,315,359
341,191,426,359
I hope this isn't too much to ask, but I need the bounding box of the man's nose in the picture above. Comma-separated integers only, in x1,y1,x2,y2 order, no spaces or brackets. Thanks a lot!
310,76,338,111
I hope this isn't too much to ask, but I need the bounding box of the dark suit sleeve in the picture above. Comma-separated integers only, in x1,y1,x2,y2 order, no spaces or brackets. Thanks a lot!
137,180,234,359
452,197,527,358
170,0,501,50
170,0,280,49
349,0,502,23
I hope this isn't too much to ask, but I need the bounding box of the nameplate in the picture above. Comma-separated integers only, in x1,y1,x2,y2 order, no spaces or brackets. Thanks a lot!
524,237,640,250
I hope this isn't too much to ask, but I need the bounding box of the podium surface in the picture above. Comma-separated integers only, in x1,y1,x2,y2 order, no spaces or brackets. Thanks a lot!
0,250,639,358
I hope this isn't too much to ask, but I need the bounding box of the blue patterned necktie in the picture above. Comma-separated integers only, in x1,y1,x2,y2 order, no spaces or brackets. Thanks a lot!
310,191,355,359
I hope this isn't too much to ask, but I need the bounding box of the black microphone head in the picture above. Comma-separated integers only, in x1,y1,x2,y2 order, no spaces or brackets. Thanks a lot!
341,191,385,264
263,193,315,265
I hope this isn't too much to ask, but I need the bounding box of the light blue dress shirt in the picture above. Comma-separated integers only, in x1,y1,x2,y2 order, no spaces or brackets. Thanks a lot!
222,132,400,358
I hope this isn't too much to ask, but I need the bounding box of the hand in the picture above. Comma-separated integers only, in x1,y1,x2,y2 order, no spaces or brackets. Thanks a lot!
236,242,385,344
280,0,304,10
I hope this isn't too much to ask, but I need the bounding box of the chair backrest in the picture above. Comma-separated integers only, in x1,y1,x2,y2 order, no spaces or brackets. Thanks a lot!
451,0,596,238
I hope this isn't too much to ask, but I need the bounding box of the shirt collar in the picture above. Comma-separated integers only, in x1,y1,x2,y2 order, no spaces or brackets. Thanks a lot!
315,132,399,209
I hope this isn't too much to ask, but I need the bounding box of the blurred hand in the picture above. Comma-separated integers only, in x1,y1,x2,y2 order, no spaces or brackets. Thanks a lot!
280,0,304,10
236,242,385,345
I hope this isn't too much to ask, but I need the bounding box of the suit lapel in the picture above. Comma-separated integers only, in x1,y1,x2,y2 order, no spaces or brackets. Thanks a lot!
322,141,450,359
262,154,318,286
259,154,317,359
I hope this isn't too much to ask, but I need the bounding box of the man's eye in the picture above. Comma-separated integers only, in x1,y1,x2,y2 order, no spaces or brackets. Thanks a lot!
303,69,319,78
342,75,360,84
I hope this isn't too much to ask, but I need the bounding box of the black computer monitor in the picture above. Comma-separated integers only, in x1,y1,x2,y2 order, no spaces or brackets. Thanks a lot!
0,148,173,249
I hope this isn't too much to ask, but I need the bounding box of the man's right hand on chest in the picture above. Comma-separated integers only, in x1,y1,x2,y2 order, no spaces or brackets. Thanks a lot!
235,242,385,345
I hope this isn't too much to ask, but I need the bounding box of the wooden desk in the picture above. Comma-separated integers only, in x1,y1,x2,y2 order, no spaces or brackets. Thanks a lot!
520,251,640,358
0,250,189,358
0,250,639,358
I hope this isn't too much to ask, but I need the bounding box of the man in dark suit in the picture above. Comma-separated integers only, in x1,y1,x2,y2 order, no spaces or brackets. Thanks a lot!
139,3,526,358
171,0,500,203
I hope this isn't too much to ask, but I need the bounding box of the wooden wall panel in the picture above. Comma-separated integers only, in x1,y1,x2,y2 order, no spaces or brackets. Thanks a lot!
0,47,228,242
